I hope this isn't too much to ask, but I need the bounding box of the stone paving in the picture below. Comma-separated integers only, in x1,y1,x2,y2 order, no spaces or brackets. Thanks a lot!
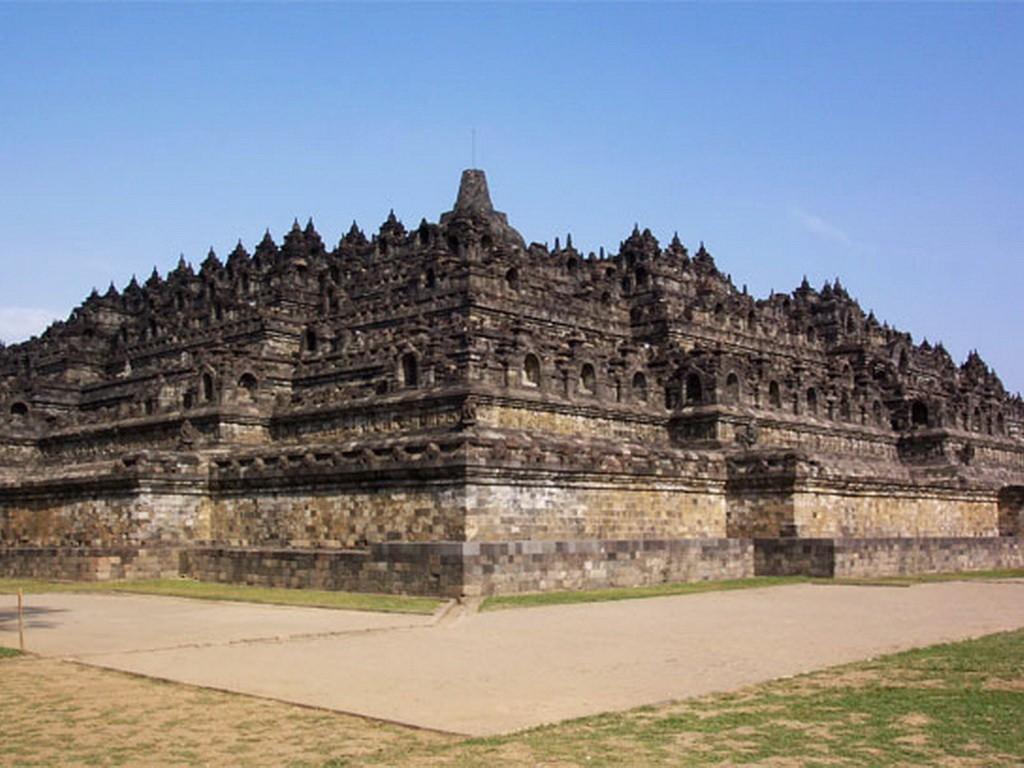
3,581,1024,736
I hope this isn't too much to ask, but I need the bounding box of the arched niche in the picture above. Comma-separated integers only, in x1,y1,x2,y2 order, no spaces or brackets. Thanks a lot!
400,352,419,388
685,373,703,405
632,371,648,403
522,354,541,388
579,363,596,395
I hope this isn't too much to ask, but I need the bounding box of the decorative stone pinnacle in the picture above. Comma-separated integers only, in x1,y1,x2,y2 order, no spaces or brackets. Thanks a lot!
453,169,494,215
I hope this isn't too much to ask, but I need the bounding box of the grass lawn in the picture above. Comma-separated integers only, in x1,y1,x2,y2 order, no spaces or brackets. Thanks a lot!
1,626,1021,766
831,567,1024,588
0,646,21,658
0,577,442,615
481,569,1024,612
480,575,809,611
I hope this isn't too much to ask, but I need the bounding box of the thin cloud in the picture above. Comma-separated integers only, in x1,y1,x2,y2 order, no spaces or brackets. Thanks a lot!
790,207,853,247
0,307,61,345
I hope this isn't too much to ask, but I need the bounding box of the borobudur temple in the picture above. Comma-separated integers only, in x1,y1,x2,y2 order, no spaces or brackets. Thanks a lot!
1,170,1022,596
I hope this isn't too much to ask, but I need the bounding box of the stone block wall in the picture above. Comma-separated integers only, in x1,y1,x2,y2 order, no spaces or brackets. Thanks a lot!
181,543,465,597
832,537,1024,578
755,536,1024,579
0,483,206,547
999,487,1024,536
1,494,141,547
464,481,727,541
0,545,181,581
180,538,753,597
205,485,467,548
462,538,753,596
792,489,997,538
726,490,794,538
478,403,664,444
753,538,835,578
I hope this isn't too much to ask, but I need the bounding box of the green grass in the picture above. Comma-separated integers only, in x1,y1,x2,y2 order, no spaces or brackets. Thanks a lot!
354,628,1024,766
830,567,1024,588
481,568,1024,612
0,646,22,659
480,575,809,611
0,578,442,615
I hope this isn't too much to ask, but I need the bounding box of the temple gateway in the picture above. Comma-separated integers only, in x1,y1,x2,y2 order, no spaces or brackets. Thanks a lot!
1,171,1022,595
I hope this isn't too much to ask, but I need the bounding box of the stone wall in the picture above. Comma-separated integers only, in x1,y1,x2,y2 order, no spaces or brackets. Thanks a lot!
2,535,1019,594
478,403,664,443
0,546,181,581
833,537,1024,578
0,480,206,547
204,485,467,548
792,489,997,538
181,538,752,597
464,480,727,541
999,487,1024,536
753,538,835,577
182,543,464,597
462,538,753,595
726,490,794,538
755,536,1024,579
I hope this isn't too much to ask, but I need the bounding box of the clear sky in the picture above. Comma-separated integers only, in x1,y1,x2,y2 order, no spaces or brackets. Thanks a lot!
1,3,1021,391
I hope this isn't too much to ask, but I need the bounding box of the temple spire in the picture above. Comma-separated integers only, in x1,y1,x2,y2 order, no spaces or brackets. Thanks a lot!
453,169,494,215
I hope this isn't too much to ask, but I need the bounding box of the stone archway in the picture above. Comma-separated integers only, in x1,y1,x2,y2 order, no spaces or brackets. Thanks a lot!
998,487,1024,536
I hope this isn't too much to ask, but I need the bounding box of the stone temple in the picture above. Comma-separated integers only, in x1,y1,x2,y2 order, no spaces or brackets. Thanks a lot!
1,170,1022,596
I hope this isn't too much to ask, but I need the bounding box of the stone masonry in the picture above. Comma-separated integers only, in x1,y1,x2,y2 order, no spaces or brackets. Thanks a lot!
1,170,1022,595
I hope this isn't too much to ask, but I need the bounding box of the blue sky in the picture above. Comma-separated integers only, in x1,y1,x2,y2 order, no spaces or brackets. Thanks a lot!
1,3,1021,391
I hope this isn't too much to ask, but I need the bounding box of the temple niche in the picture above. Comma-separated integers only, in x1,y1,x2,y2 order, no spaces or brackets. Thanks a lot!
1,170,1022,595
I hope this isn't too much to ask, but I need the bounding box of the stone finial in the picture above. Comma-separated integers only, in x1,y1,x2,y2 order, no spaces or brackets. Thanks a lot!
340,220,368,249
380,209,406,240
667,232,688,259
442,169,526,251
201,247,220,273
304,218,326,256
282,220,307,260
254,229,277,260
694,241,714,268
453,169,494,215
228,240,249,264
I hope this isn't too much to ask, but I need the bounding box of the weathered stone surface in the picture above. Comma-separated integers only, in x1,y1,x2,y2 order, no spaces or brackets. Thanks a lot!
755,537,1024,579
1,169,1022,593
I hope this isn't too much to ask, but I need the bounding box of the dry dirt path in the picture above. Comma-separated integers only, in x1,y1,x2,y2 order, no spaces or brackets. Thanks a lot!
0,592,436,656
3,581,1024,736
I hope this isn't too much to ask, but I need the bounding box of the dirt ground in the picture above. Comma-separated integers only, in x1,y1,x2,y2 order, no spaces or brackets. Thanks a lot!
3,580,1024,736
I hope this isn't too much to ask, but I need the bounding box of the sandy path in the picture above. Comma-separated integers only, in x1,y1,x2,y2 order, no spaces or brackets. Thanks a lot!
0,592,435,656
4,581,1024,735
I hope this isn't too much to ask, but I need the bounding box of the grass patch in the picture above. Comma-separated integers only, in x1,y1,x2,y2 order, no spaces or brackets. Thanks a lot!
0,578,442,615
0,646,22,659
482,568,1022,613
0,659,452,767
480,575,808,611
830,568,1024,588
